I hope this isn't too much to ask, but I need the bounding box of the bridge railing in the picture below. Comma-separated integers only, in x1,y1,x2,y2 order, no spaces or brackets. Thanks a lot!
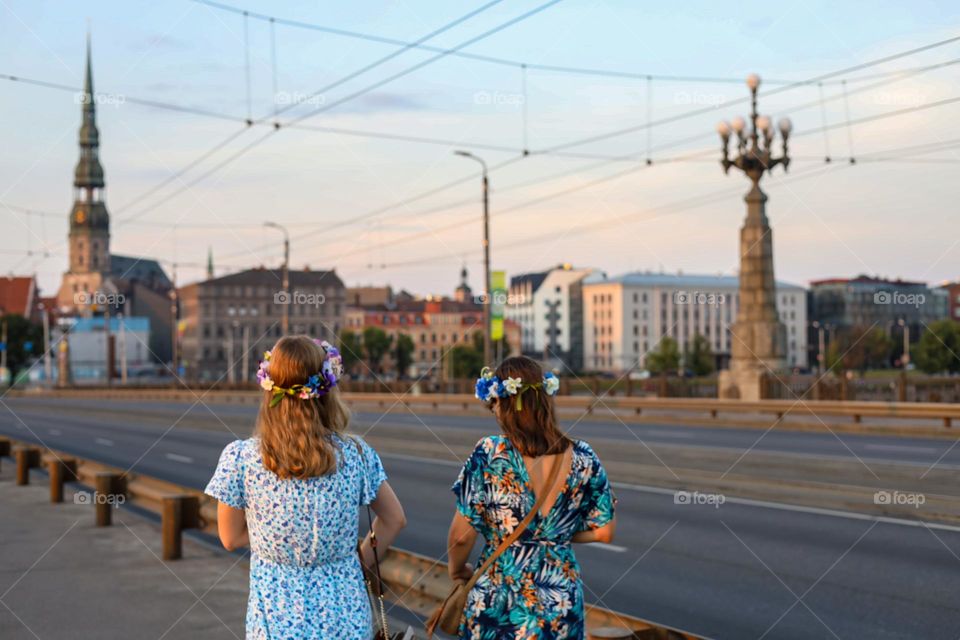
0,435,704,640
14,387,960,437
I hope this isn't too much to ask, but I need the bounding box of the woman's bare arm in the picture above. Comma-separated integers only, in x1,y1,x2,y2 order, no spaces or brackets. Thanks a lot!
359,481,406,569
446,512,478,581
571,517,616,544
217,502,249,551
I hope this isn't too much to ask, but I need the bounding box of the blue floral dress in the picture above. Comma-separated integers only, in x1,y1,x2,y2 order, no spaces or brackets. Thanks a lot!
205,435,386,640
452,436,616,640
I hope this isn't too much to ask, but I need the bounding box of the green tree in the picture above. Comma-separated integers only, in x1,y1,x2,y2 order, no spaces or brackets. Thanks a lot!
361,327,393,374
687,333,715,376
825,325,893,375
646,336,681,375
915,320,960,374
338,330,363,374
394,333,415,378
446,331,511,379
448,344,484,379
1,314,42,384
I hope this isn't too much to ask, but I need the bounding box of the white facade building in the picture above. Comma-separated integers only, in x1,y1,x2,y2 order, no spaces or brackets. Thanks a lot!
583,272,807,373
506,265,596,370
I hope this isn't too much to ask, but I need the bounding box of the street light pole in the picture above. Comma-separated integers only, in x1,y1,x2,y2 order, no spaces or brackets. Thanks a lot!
39,303,51,385
898,319,910,369
454,150,492,366
715,74,792,401
264,222,290,335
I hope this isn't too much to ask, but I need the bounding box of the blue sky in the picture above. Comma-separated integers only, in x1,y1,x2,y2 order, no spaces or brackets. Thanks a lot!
2,0,959,297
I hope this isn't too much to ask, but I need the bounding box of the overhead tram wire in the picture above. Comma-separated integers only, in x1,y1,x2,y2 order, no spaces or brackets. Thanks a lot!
318,93,960,267
537,32,960,154
114,0,546,226
281,0,565,129
115,0,507,223
6,49,958,243
316,145,720,265
5,28,956,243
355,134,960,272
116,0,505,223
4,44,956,206
339,163,843,271
195,0,929,87
282,53,960,250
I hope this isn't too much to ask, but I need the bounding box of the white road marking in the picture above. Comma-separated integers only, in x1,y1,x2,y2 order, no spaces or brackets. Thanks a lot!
644,429,695,439
165,453,194,464
94,438,114,447
864,443,939,454
610,481,960,534
379,451,462,468
379,452,960,534
592,542,628,553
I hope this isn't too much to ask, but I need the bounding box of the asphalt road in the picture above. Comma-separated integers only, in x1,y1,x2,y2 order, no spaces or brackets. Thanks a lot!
2,397,960,639
7,396,960,468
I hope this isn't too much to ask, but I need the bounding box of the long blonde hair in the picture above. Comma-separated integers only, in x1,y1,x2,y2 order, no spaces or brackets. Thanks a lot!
256,335,350,479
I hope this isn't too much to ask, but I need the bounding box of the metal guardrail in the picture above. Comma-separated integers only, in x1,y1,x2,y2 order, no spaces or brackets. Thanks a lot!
15,388,960,427
0,436,704,640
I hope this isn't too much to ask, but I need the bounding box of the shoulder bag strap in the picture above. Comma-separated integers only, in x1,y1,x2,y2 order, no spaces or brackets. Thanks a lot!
461,448,565,593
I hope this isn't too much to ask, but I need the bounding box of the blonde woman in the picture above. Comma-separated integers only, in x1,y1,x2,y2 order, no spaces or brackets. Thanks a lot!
206,335,406,639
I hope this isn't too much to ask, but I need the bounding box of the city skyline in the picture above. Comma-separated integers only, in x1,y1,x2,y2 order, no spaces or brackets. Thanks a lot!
2,0,959,299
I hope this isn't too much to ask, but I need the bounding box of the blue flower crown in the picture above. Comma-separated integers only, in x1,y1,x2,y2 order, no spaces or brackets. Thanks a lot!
474,366,560,410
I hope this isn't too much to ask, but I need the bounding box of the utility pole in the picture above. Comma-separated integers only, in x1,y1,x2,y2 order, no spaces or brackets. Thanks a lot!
1,318,7,386
899,319,910,369
169,282,179,378
226,327,236,385
104,302,114,387
241,324,250,383
41,304,52,385
119,313,128,385
454,150,491,366
264,222,290,335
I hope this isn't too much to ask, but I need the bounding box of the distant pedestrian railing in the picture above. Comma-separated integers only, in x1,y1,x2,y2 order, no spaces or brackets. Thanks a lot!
0,436,704,640
14,388,960,437
24,372,960,402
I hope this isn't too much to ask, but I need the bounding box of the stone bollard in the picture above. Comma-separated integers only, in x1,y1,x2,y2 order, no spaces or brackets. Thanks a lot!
48,457,78,503
15,447,40,485
162,494,200,560
94,472,122,526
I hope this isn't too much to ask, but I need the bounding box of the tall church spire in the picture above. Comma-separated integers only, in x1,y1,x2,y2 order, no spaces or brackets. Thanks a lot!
207,246,215,279
75,32,105,195
67,31,110,277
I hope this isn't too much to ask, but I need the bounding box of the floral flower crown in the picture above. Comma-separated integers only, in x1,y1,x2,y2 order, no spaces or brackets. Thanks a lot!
474,366,560,410
257,339,344,408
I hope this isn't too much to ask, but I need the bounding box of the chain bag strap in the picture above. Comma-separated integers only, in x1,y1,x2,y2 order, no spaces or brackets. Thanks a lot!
353,437,392,640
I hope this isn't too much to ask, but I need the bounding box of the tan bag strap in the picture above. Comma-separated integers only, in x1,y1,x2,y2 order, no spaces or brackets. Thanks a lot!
462,450,565,593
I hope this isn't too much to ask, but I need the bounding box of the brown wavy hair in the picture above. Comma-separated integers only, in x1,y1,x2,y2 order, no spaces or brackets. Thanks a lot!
492,356,571,457
256,335,350,479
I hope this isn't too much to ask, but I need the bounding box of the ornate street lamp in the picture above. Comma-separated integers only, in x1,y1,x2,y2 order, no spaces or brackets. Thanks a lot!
715,74,792,401
716,74,792,183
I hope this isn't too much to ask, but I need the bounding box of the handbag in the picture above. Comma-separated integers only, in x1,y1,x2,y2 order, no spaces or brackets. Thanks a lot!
425,453,564,637
353,437,409,640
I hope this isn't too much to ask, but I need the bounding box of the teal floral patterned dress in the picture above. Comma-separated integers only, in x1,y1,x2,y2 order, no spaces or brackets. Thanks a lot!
452,436,616,640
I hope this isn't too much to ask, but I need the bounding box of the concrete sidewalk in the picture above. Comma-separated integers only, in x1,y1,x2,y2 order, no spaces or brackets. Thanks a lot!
0,459,420,639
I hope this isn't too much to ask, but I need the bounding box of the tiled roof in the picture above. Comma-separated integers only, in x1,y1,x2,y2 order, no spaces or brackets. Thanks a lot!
0,276,35,316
